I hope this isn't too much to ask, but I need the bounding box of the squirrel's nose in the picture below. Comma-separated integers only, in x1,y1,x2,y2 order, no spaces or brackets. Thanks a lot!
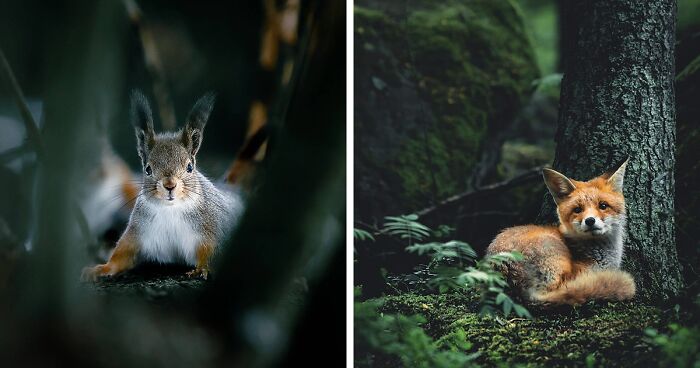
585,217,596,227
163,181,177,192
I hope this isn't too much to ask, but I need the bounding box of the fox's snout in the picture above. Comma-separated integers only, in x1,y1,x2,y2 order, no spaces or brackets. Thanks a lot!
543,160,629,239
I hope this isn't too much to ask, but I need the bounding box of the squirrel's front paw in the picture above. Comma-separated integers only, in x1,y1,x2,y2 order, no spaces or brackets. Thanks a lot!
81,264,111,282
186,267,209,280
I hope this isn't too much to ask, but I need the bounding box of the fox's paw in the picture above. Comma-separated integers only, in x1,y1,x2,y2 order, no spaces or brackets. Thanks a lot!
80,264,112,282
186,267,209,280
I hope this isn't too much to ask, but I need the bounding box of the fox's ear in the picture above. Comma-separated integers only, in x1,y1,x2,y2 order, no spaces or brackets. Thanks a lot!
130,90,155,167
543,168,577,203
605,157,629,193
182,92,216,157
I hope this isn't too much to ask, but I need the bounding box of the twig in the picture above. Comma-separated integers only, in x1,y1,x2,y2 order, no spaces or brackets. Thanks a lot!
0,48,45,160
507,318,530,323
123,0,176,130
0,144,29,164
456,211,519,219
416,166,545,217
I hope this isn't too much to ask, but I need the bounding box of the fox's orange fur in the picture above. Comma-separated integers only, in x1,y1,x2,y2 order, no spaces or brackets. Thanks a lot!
486,159,636,306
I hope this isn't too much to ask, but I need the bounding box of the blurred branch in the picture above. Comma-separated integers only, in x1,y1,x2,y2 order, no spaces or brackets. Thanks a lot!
260,0,300,70
416,166,544,217
199,1,345,366
0,144,29,164
123,0,176,130
0,48,45,160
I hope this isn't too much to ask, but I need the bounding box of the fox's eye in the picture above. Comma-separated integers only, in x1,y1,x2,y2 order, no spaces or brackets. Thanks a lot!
573,206,582,214
599,202,608,210
145,165,152,176
187,163,193,173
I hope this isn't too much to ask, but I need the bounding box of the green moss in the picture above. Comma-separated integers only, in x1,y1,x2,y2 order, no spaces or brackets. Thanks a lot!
370,292,666,367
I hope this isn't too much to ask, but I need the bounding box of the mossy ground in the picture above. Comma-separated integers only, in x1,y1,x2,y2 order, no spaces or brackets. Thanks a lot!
367,291,667,367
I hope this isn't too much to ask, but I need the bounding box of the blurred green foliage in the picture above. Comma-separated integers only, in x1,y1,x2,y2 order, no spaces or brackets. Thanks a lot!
646,323,700,367
678,0,700,32
519,0,558,74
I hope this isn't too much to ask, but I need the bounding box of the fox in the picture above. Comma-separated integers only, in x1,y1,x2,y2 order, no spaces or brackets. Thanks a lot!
486,159,636,306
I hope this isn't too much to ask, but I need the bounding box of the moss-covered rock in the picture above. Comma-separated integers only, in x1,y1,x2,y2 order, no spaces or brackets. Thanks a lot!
354,0,539,223
368,291,667,367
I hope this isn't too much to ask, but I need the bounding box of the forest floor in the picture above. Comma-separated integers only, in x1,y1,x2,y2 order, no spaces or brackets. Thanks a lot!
359,289,689,367
86,264,207,306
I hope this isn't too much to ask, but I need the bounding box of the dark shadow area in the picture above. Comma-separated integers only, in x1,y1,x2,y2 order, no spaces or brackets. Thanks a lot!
0,1,345,367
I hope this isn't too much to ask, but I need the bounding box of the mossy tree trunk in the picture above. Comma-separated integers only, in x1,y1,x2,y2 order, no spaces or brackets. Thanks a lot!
540,0,683,300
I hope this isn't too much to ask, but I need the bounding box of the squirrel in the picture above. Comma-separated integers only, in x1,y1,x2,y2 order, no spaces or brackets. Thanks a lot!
486,159,636,305
82,90,245,281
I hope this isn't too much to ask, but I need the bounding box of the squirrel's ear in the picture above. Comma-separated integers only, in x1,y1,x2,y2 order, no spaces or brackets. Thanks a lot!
130,90,155,166
605,157,629,193
182,92,215,156
543,168,577,203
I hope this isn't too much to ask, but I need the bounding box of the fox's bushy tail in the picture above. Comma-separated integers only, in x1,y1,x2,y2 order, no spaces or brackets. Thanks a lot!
534,269,636,305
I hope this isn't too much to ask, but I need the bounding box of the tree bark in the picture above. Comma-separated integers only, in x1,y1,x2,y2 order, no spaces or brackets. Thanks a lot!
540,0,683,300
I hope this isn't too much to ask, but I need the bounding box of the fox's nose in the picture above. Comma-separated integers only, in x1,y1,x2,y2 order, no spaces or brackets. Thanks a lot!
585,217,596,227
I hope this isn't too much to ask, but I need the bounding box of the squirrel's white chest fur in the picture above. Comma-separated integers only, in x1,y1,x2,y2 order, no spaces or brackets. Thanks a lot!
138,200,202,266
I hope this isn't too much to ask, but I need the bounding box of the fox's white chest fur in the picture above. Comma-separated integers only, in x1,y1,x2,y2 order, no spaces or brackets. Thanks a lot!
139,201,202,266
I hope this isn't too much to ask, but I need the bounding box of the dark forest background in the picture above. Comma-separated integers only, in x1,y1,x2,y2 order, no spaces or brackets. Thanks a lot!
355,0,699,300
354,0,700,366
0,1,345,367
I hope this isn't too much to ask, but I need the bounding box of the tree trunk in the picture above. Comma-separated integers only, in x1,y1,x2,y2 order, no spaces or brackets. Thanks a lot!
540,0,683,300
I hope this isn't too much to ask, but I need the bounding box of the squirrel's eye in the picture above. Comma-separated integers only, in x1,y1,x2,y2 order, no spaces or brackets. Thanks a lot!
187,163,193,173
145,165,152,176
599,202,608,210
573,206,583,214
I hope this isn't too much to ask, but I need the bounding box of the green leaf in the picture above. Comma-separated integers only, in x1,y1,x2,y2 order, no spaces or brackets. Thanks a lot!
503,299,512,317
513,304,532,319
353,228,375,242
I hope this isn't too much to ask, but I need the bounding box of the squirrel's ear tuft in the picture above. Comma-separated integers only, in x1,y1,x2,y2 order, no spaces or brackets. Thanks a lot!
605,157,629,193
543,168,577,203
186,92,216,131
182,92,216,156
130,89,155,166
